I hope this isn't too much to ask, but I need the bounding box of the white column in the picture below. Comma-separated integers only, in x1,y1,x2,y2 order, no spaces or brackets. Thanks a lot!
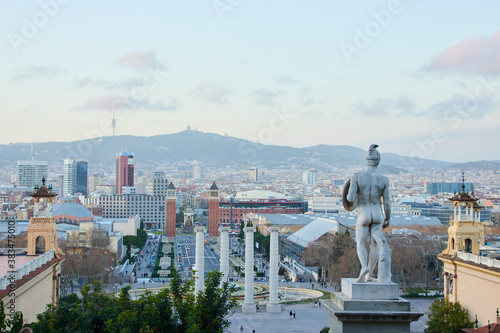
219,227,230,286
242,227,256,313
267,227,281,313
194,226,206,296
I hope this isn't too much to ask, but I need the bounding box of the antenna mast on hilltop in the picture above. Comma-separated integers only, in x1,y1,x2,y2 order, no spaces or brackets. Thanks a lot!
112,111,116,136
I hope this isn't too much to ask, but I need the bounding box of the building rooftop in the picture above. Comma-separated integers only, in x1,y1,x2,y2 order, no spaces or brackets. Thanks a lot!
52,202,92,218
258,213,442,228
229,190,290,201
287,217,339,248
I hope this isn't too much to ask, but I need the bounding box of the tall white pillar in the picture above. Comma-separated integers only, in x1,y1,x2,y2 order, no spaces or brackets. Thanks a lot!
194,226,206,296
242,227,256,313
267,227,281,312
219,227,230,285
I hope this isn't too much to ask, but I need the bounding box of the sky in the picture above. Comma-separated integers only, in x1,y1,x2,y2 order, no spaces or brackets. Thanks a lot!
1,1,499,163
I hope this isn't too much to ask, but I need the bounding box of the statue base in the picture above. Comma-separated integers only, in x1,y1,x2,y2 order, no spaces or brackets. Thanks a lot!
322,279,423,333
341,278,399,300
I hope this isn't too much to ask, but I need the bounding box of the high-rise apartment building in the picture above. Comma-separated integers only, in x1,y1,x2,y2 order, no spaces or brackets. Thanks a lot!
64,159,88,197
89,175,100,193
148,171,168,195
248,167,258,182
193,165,203,180
116,153,134,194
17,160,48,187
302,170,318,184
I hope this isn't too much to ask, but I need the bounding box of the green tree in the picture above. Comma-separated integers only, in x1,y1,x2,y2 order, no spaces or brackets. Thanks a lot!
31,268,236,333
192,270,237,333
426,298,474,333
0,299,6,333
170,268,196,332
136,229,148,248
0,299,24,333
6,312,22,333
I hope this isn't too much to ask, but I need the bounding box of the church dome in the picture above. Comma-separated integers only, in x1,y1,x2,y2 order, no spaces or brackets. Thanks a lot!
280,226,292,234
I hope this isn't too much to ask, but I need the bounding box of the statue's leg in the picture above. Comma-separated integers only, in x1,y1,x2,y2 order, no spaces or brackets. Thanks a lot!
368,236,377,281
371,229,391,283
356,225,370,282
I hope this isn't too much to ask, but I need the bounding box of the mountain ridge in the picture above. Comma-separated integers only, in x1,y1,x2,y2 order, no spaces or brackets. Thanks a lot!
0,130,491,170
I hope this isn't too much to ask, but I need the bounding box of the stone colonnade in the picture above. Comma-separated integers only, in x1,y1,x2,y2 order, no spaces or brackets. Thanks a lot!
194,225,281,313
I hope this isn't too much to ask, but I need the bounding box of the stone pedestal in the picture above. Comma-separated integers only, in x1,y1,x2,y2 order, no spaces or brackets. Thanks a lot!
322,279,423,333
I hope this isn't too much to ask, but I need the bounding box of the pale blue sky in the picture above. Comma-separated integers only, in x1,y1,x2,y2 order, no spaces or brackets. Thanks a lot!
1,1,499,162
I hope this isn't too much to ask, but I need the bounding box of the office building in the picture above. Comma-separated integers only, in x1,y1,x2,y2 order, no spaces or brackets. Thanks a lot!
424,181,473,195
89,175,100,193
17,160,47,187
308,196,341,213
99,194,166,230
63,159,88,197
193,165,203,180
148,171,168,195
302,170,318,184
116,153,134,194
248,167,258,182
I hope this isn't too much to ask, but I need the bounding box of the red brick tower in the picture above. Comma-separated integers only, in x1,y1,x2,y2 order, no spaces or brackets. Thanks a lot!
166,182,176,242
209,182,220,239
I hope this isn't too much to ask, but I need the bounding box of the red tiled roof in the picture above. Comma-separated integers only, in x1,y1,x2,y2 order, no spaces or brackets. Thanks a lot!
462,322,500,333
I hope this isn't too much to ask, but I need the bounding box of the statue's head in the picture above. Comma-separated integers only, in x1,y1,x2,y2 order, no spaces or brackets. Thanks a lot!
365,144,380,167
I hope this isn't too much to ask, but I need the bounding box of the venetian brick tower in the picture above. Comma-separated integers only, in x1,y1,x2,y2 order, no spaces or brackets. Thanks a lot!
165,182,176,242
209,182,220,239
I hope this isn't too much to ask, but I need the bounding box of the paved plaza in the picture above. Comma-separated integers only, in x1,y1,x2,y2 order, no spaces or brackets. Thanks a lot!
227,282,432,333
228,298,432,333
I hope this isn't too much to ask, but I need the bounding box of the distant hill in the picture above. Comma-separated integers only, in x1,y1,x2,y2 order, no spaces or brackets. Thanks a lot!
446,160,500,171
0,130,460,170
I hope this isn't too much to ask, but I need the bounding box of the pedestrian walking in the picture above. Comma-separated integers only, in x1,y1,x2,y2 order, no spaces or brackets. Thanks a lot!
240,325,244,332
289,310,292,319
293,311,296,319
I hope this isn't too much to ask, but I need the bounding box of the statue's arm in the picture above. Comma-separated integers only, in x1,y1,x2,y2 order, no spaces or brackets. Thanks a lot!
347,174,357,203
382,178,391,228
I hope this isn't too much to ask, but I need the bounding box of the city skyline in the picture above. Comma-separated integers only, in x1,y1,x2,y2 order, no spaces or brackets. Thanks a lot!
1,1,500,163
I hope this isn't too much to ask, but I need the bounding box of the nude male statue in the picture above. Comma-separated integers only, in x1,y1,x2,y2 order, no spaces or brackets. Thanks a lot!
343,144,392,283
